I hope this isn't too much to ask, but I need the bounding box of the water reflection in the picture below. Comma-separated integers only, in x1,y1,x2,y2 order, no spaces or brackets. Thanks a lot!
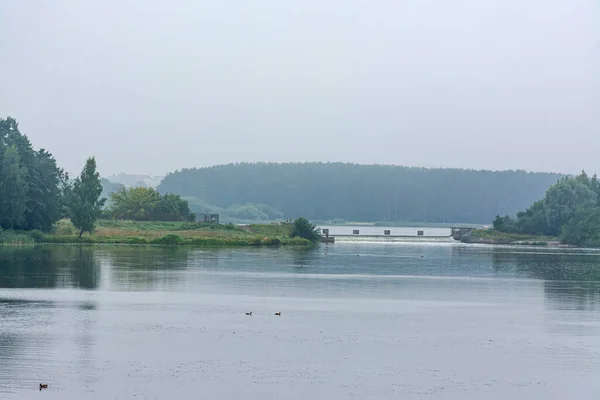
491,247,600,311
0,246,59,288
3,244,600,306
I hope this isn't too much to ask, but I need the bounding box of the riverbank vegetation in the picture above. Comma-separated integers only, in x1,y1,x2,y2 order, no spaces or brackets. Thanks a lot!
490,172,600,247
1,219,311,246
460,229,556,246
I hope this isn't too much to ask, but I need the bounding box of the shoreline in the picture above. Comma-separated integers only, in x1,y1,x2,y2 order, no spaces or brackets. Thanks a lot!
0,220,312,247
453,229,577,248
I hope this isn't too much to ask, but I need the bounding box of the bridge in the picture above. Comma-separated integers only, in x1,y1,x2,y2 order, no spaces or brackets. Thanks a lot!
319,226,475,243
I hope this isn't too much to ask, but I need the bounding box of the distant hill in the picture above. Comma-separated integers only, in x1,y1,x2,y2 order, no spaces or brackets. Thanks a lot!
106,173,164,188
157,162,566,224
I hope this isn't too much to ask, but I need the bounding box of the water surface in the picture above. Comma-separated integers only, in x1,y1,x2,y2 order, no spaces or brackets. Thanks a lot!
1,242,600,399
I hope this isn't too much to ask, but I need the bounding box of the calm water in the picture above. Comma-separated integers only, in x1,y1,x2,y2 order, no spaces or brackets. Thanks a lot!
1,241,600,399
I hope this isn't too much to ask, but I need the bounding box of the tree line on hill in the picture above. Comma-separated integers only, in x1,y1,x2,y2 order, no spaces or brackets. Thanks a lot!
492,171,600,247
157,162,565,223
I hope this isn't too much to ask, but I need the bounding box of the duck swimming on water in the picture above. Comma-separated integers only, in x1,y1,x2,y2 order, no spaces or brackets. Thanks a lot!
39,384,48,391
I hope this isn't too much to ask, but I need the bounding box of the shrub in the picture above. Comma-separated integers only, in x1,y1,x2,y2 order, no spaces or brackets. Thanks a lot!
290,217,322,243
151,234,184,245
27,229,45,243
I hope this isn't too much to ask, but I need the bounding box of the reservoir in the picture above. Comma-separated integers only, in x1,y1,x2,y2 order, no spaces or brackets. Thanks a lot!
1,242,600,399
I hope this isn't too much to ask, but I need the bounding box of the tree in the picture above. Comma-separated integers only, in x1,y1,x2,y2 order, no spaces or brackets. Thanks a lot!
290,217,321,243
543,177,596,236
560,207,600,247
0,146,27,228
109,186,161,220
68,157,105,237
492,215,515,232
25,149,69,231
156,193,193,221
108,186,193,221
0,117,66,232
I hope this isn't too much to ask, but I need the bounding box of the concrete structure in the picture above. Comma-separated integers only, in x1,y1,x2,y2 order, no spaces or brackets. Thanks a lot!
198,214,219,223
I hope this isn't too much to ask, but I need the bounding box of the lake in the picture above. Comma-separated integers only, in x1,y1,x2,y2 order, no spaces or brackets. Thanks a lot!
1,241,600,399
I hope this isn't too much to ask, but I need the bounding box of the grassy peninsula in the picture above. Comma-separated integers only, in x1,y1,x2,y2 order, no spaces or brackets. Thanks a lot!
1,219,312,247
456,229,558,247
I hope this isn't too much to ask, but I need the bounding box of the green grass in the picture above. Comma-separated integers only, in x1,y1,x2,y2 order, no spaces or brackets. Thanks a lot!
247,223,293,236
460,229,556,246
470,229,555,242
0,230,35,245
41,219,310,247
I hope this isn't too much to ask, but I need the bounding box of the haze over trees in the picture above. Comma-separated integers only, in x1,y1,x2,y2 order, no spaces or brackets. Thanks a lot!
158,162,565,223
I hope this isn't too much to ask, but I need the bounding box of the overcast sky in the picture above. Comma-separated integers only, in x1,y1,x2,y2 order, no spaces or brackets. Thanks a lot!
1,0,599,177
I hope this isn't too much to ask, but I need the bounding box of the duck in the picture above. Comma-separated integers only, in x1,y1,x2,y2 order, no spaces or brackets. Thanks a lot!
274,312,281,316
39,384,48,391
245,312,252,316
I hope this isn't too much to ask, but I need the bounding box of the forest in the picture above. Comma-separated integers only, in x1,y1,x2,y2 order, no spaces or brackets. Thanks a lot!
157,163,565,223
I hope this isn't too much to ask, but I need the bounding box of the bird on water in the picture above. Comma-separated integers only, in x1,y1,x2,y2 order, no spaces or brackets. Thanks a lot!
39,384,48,391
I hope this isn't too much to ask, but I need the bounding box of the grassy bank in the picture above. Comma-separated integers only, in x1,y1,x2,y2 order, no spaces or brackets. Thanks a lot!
460,229,558,246
0,230,36,245
1,219,310,247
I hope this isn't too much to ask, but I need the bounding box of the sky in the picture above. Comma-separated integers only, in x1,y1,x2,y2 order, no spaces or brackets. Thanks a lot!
1,0,599,177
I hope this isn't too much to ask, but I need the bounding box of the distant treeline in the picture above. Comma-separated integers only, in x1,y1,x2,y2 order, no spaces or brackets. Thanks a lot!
157,162,565,223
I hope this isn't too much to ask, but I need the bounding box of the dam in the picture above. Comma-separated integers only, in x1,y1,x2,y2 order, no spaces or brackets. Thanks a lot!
317,225,475,243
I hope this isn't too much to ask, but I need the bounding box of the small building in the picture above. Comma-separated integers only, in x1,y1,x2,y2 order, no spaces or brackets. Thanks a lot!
198,214,219,223
353,229,360,235
417,230,424,236
384,230,391,235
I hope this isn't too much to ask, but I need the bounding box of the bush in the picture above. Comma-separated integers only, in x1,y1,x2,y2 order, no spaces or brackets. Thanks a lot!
26,229,45,243
151,234,184,245
53,219,76,235
0,230,34,245
290,217,322,243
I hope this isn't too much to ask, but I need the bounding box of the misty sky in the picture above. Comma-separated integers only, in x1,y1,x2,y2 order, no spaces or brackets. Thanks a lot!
1,0,599,177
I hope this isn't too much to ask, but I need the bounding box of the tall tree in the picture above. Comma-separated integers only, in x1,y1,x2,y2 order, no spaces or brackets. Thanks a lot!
0,117,66,231
68,157,105,237
24,149,68,231
0,146,27,228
